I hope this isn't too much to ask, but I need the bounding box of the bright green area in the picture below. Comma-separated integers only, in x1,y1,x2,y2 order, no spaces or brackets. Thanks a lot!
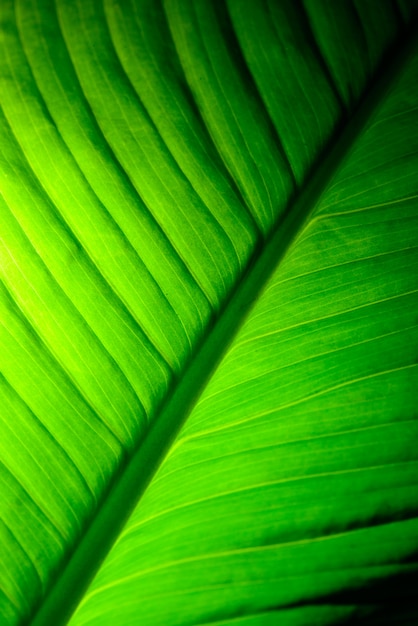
0,1,417,625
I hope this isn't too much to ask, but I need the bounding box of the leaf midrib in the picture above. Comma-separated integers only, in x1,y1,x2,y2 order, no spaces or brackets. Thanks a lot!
28,18,418,626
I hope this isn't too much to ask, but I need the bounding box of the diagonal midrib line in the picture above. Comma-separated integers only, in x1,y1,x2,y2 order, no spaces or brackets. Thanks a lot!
27,16,418,626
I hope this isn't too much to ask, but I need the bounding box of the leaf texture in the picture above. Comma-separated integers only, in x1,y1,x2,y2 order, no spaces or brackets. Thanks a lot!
0,1,417,625
65,24,418,626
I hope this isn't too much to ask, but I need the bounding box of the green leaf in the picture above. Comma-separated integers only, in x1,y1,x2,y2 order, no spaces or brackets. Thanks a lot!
0,1,417,625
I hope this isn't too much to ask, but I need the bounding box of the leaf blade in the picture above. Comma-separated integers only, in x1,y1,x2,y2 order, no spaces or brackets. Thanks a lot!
67,27,418,626
0,2,416,625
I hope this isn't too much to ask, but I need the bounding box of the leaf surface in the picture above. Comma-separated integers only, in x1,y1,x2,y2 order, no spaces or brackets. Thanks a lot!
65,21,418,626
0,1,417,625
